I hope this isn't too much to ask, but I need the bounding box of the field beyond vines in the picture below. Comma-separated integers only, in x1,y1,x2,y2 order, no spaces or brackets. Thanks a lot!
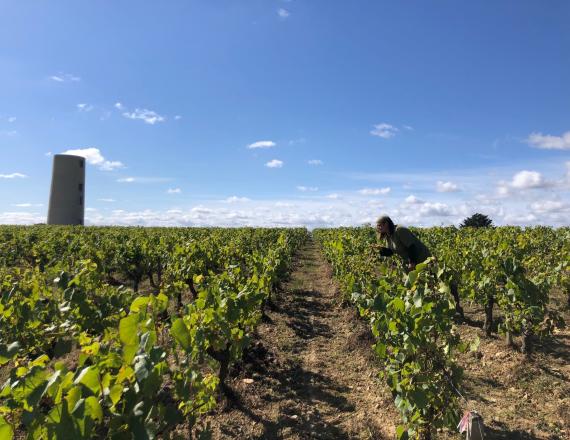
0,225,569,439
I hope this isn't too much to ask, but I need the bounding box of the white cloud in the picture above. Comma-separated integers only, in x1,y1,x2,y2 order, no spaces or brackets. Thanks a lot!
496,185,511,197
346,161,569,222
174,115,182,120
326,193,340,199
474,193,496,202
297,186,318,192
266,159,283,168
308,159,323,166
511,170,548,189
225,196,251,203
77,103,93,112
496,170,553,196
98,198,116,202
502,213,538,225
530,200,569,213
45,152,53,157
7,117,16,123
2,187,569,228
358,187,391,195
367,199,384,208
0,212,44,224
122,108,165,125
370,123,398,139
526,131,570,150
167,188,182,194
0,130,17,137
191,206,213,214
114,102,125,110
436,180,460,192
405,195,423,204
419,202,453,217
78,204,339,228
50,73,81,82
278,8,290,18
403,125,414,131
0,173,27,179
248,140,276,149
71,197,453,228
398,198,456,221
100,161,125,172
12,203,42,208
61,147,124,171
117,177,172,184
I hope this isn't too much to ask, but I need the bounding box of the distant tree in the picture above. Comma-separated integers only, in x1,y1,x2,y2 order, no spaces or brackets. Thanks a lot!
460,213,493,228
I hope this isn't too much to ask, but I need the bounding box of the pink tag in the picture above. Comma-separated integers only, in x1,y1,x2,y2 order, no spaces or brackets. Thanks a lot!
457,411,470,433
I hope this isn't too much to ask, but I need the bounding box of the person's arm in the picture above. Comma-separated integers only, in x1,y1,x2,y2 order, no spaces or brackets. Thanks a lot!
372,242,394,257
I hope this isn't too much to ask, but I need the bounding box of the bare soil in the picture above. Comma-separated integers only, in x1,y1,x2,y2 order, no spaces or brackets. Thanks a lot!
197,240,570,440
437,290,570,440
195,239,398,439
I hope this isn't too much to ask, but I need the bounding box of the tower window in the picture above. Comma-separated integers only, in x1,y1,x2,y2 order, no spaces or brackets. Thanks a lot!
78,183,83,192
79,160,84,168
79,196,83,206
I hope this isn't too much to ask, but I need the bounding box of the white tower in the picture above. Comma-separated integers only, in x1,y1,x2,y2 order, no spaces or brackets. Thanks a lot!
47,154,85,225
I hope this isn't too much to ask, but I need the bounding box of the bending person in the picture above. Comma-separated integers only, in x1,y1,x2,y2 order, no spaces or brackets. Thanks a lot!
376,215,464,319
375,215,431,272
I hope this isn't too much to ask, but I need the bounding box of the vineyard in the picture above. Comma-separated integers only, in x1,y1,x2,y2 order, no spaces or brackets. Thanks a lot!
0,226,308,439
313,226,570,439
0,225,569,439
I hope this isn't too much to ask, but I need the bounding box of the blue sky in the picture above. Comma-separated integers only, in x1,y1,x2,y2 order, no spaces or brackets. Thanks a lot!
1,1,569,227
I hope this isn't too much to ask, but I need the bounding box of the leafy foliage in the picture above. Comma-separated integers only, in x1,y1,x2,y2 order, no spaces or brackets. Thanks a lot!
0,226,308,438
314,225,569,438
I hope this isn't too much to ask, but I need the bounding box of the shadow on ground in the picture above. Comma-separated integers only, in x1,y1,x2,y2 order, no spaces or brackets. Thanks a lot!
534,334,570,364
486,425,543,440
221,357,358,439
283,289,332,342
197,242,392,440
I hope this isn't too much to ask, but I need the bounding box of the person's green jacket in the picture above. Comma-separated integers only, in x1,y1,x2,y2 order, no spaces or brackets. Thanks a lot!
380,225,431,265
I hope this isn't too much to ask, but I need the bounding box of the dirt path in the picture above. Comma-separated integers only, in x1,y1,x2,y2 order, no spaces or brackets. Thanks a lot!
197,238,398,439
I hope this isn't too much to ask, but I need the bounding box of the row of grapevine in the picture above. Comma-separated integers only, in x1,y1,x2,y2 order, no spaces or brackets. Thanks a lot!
414,226,569,352
314,228,465,440
0,226,308,439
0,226,299,292
313,225,569,439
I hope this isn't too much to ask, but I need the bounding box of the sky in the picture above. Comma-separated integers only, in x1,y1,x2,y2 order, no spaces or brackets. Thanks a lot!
1,0,569,228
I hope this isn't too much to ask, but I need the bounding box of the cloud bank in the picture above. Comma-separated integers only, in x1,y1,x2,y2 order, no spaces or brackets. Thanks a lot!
62,148,124,171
